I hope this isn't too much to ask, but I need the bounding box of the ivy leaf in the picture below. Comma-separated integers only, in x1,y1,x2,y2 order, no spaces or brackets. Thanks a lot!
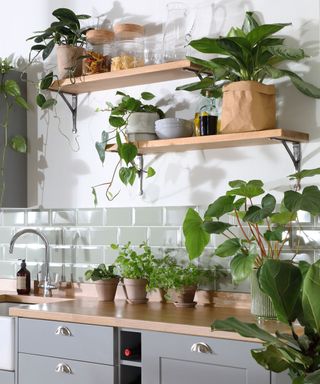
4,80,20,97
118,143,138,165
119,167,136,186
95,131,109,164
42,40,55,60
15,95,30,110
36,94,46,108
10,135,27,153
147,167,155,178
109,115,126,128
41,98,57,109
40,72,54,90
205,195,235,219
141,92,155,100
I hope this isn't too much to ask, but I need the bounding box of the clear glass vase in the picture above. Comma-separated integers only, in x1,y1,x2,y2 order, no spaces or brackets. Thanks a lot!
251,270,277,319
162,2,188,62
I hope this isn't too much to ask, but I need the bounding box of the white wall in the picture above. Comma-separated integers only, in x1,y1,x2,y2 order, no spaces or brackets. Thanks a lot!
1,0,319,208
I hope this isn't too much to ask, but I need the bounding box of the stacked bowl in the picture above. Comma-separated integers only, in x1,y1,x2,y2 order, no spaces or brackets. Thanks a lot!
155,118,193,139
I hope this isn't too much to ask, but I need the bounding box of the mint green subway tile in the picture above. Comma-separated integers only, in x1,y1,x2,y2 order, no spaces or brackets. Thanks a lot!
0,261,16,278
40,228,63,245
118,227,147,245
27,211,49,226
0,228,13,244
4,244,27,261
72,265,90,283
25,245,50,263
165,206,189,226
3,210,25,226
75,247,104,264
105,246,120,264
63,228,90,246
149,227,180,246
134,207,163,226
89,228,118,246
52,210,76,225
77,209,104,226
106,208,132,226
50,247,73,264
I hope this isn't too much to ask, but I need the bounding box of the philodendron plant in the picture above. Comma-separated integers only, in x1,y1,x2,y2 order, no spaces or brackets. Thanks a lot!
177,11,320,99
213,259,320,384
183,167,320,283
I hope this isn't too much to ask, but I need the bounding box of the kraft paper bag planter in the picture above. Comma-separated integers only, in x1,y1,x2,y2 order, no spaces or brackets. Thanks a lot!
221,81,276,133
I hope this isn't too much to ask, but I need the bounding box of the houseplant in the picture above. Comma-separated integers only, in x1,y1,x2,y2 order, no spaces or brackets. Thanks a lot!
93,91,164,201
213,258,320,384
27,7,91,109
113,242,156,304
0,58,29,206
177,11,320,133
84,263,119,301
183,167,320,316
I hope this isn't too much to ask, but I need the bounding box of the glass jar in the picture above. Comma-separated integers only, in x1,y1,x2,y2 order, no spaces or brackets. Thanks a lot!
83,29,114,75
111,23,145,71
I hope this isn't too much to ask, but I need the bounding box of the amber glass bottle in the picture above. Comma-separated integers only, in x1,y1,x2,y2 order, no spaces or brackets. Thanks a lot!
17,259,31,295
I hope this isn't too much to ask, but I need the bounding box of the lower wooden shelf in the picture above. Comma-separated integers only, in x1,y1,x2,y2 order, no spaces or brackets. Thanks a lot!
106,129,309,155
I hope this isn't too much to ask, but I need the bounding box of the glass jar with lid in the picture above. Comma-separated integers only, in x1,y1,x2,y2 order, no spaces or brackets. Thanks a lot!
111,23,145,71
83,29,114,75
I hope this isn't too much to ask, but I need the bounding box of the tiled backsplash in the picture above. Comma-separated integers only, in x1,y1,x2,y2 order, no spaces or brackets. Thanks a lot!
0,207,318,293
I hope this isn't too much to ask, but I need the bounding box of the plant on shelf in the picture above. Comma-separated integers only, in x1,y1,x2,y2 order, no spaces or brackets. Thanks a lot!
84,264,119,302
0,58,29,206
27,7,91,109
213,258,320,384
183,167,320,316
177,11,320,133
113,242,156,304
93,91,165,202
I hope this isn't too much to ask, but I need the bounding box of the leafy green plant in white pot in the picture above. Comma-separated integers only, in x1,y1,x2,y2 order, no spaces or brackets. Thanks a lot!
84,264,119,301
113,242,156,304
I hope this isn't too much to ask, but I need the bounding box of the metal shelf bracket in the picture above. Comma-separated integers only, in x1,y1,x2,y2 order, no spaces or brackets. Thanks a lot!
59,93,78,134
271,138,302,173
138,154,144,196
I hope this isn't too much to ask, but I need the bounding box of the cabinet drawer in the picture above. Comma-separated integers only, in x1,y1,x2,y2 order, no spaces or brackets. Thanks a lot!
19,353,114,384
0,369,14,384
19,318,114,365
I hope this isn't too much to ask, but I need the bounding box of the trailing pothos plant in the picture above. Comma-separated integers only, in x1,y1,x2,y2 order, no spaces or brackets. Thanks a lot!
183,167,320,283
177,11,320,98
213,259,320,384
0,58,29,205
93,91,164,202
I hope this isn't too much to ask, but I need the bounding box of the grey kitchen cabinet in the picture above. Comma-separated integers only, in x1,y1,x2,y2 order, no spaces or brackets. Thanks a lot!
0,370,14,384
142,331,270,384
272,372,291,384
18,318,116,384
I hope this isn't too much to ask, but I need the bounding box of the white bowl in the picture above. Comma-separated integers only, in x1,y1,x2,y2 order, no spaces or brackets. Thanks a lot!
155,118,193,129
155,122,193,139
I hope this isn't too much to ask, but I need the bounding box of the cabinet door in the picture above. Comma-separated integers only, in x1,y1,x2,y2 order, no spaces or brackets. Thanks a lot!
0,370,14,384
272,372,291,384
142,331,270,384
19,353,114,384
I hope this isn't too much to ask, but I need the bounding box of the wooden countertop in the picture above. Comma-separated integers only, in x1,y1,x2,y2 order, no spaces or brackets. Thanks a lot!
6,294,293,342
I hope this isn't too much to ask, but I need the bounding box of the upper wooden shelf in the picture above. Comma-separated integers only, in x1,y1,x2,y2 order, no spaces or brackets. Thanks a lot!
107,129,309,155
49,60,199,95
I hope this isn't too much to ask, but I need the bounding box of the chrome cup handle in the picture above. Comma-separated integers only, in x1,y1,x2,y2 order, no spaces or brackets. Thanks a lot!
55,363,72,374
55,326,72,336
190,342,213,354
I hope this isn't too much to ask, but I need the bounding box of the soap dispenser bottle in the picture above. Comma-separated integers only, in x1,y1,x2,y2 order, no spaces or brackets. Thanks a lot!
17,259,31,295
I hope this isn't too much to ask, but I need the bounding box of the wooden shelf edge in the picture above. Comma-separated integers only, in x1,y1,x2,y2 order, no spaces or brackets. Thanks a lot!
49,60,199,94
106,129,309,155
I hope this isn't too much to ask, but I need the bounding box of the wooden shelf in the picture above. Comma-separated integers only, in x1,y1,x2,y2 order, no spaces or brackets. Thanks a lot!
106,129,309,155
49,60,199,95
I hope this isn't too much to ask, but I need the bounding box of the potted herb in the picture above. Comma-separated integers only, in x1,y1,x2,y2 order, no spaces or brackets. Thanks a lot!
213,259,320,384
0,58,29,206
177,11,320,133
93,91,164,201
84,264,119,301
183,167,320,317
113,242,156,304
27,7,91,109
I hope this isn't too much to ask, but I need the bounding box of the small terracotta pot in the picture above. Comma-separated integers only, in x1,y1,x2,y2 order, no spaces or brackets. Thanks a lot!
123,278,148,304
95,278,119,302
56,45,84,79
171,286,197,308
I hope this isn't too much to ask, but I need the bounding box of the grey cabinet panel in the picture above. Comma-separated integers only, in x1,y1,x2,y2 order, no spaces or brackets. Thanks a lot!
19,353,114,384
142,331,270,384
0,370,14,384
272,372,291,384
18,318,114,365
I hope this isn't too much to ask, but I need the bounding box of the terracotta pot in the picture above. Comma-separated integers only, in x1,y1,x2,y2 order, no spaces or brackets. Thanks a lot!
171,286,197,308
123,278,148,304
95,278,119,302
221,81,276,133
56,45,85,79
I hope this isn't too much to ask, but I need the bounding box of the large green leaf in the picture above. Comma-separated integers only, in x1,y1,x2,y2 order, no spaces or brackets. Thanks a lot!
175,77,216,92
268,45,306,61
262,193,276,213
109,115,126,128
205,195,235,219
119,167,136,186
284,186,320,215
246,23,291,46
241,12,260,34
15,95,30,110
40,72,54,90
141,92,155,100
251,345,290,373
230,252,255,283
189,37,228,54
42,40,55,60
227,179,264,199
263,227,284,242
259,260,302,324
4,80,20,97
183,208,210,260
302,260,320,332
271,210,297,225
203,221,233,234
10,135,27,153
118,143,138,165
52,8,80,28
212,317,279,343
288,167,320,181
243,205,268,223
215,238,241,258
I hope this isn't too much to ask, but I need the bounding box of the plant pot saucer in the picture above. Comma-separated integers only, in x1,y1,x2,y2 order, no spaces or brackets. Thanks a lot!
126,298,148,304
174,301,197,308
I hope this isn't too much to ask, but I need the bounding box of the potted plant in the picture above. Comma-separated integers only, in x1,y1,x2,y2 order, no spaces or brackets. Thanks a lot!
213,258,320,384
27,7,91,109
183,167,320,317
93,91,164,201
113,242,156,304
0,58,29,206
177,11,320,133
84,264,119,301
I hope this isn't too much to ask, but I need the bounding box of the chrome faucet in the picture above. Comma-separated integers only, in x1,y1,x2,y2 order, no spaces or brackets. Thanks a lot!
9,229,56,297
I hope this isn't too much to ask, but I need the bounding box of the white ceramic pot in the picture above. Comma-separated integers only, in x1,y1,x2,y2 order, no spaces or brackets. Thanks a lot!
126,112,159,134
